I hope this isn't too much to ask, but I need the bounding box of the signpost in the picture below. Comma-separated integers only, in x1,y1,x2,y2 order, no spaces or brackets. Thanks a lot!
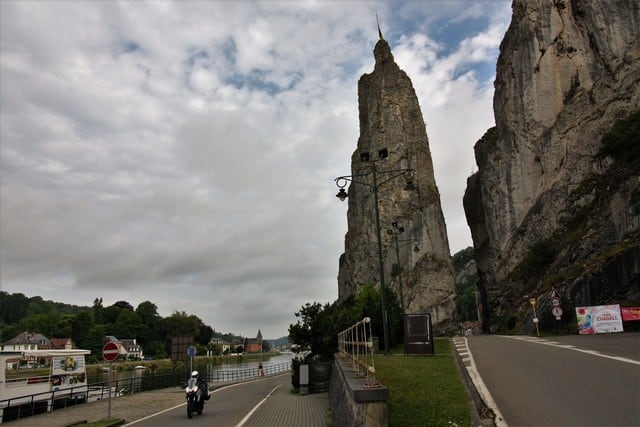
187,345,197,374
529,297,540,337
102,342,119,420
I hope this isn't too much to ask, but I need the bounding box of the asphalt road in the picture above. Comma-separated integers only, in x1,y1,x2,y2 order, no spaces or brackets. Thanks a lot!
126,374,286,427
463,333,640,427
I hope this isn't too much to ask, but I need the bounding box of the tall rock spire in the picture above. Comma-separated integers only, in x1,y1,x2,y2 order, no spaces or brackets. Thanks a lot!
338,37,456,332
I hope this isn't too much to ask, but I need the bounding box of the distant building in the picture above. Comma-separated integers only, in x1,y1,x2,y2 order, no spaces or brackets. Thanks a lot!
104,336,144,360
50,338,75,350
246,330,263,353
120,339,144,360
209,337,231,355
1,331,51,351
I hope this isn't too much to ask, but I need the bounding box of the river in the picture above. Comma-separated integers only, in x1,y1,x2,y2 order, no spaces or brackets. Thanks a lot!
90,352,296,385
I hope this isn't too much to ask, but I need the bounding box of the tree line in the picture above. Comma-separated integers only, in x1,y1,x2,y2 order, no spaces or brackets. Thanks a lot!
287,247,478,359
0,292,239,362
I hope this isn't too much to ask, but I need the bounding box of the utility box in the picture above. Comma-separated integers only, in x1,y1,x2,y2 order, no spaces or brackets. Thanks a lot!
299,364,309,395
404,314,434,355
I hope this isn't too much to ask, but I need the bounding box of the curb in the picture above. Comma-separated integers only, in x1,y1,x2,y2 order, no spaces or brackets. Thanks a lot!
450,337,496,427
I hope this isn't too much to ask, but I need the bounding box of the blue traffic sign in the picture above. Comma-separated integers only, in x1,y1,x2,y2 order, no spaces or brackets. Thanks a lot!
187,345,197,357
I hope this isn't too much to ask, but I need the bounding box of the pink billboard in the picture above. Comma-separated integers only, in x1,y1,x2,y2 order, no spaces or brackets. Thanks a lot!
575,304,624,334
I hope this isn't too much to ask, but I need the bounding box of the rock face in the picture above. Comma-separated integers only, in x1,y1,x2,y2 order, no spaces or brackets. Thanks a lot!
337,38,456,330
464,0,640,332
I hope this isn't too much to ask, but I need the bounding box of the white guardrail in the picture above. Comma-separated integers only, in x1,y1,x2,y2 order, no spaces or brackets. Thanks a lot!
337,317,380,388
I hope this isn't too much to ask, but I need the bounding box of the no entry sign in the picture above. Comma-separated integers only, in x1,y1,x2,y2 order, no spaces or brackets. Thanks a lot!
102,342,119,362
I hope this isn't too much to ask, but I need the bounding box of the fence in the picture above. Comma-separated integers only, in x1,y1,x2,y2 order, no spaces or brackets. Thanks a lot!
1,362,291,423
206,362,290,382
337,317,379,388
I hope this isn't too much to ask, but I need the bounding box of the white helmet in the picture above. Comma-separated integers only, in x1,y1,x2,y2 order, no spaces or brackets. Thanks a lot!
191,370,199,378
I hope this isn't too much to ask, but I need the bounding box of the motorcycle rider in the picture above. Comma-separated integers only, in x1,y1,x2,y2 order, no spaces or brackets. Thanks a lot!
190,370,209,403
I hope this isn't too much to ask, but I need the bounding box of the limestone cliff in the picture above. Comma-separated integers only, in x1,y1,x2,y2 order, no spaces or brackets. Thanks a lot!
464,0,640,332
337,38,456,330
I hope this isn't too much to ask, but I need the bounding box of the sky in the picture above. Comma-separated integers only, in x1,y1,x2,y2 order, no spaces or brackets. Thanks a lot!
0,0,512,340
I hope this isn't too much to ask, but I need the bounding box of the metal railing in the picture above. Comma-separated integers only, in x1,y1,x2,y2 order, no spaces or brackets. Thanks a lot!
207,362,290,382
1,362,291,423
337,317,379,387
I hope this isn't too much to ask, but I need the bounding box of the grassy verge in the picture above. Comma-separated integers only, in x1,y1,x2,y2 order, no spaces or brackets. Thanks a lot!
373,338,473,427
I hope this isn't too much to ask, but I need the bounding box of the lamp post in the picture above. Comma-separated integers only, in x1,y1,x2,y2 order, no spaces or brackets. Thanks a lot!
386,222,420,315
335,148,415,354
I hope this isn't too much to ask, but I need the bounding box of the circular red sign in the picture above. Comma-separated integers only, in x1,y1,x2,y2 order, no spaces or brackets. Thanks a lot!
102,342,119,362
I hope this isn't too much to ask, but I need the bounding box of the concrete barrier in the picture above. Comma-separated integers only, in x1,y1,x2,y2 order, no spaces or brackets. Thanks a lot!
329,356,389,427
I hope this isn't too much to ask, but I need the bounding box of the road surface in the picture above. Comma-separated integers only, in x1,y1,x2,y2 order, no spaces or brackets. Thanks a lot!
455,333,640,427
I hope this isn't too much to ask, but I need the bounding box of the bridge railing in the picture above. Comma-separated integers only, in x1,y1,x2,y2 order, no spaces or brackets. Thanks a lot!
337,317,379,388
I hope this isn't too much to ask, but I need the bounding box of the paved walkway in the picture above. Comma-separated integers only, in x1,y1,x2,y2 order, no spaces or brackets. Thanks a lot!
6,378,330,427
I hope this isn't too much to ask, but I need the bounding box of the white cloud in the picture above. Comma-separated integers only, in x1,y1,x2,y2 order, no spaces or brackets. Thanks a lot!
0,0,511,338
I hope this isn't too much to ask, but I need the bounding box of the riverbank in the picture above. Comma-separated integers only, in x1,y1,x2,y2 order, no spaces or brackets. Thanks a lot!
86,351,281,382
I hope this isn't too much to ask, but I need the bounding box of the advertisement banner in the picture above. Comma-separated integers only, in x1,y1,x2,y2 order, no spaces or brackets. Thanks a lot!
576,305,624,334
51,355,86,390
621,306,640,321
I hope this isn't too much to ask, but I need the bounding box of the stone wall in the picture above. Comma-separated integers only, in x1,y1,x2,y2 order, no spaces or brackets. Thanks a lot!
328,358,389,427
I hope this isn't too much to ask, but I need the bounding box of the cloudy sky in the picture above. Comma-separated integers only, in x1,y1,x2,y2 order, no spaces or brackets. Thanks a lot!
1,0,511,339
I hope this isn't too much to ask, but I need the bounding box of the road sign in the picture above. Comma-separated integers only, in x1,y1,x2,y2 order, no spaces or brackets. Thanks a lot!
187,345,197,358
552,306,563,319
552,298,561,307
102,342,119,362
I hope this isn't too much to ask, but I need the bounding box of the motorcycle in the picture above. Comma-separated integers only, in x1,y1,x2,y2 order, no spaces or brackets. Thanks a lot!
185,377,210,418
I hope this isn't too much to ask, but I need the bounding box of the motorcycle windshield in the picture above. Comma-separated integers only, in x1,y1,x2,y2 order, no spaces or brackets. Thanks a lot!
187,378,197,388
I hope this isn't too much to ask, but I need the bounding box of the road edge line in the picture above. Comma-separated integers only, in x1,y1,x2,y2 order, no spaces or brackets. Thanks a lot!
454,337,508,427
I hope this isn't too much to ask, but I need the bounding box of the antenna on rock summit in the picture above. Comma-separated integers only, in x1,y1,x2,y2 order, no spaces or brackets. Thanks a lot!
376,13,384,40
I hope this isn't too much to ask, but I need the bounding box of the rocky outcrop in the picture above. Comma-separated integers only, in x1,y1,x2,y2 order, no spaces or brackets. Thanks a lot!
337,38,456,330
464,0,640,332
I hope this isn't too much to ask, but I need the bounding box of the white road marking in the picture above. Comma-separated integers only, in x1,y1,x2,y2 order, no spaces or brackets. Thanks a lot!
500,335,640,366
123,372,289,426
235,384,281,427
454,337,508,427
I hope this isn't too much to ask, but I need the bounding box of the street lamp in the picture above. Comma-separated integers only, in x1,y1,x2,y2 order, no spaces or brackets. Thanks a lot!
386,222,420,315
335,148,415,354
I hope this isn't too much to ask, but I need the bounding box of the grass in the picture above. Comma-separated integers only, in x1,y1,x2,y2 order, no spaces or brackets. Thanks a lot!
373,338,473,427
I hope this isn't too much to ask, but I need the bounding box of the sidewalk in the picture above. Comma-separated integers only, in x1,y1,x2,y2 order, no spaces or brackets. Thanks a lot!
5,377,330,427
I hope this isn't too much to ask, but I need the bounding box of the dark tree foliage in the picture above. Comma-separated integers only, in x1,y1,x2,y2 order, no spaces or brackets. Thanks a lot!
453,247,475,271
453,247,480,321
0,292,216,361
288,284,403,360
113,300,135,311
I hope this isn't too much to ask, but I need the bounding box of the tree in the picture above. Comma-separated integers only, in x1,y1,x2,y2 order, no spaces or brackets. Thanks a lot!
72,311,95,349
288,302,328,358
196,320,214,346
289,284,404,360
0,292,29,324
163,311,199,337
113,300,134,311
453,247,475,272
113,309,143,338
135,301,162,350
92,298,104,324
